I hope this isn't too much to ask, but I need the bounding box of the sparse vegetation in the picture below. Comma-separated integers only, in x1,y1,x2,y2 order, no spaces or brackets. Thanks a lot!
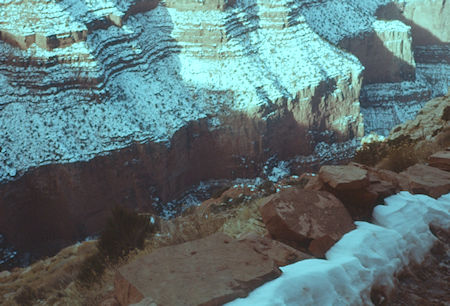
76,253,106,285
442,105,450,121
354,125,450,173
259,180,276,196
376,141,419,173
97,206,157,263
354,136,421,172
77,206,158,287
14,286,43,306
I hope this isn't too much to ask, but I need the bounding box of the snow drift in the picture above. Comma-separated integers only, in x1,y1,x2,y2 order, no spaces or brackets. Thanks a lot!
227,191,450,305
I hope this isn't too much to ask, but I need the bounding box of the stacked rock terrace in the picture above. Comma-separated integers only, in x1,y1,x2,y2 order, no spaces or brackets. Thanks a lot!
0,0,447,181
0,0,378,182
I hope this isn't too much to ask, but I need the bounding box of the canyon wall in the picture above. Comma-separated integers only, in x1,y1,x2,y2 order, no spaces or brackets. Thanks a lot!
361,0,450,135
0,0,365,257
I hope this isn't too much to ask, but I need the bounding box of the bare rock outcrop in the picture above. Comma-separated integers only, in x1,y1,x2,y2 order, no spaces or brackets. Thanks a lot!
429,151,450,172
398,164,450,198
259,188,355,256
0,0,159,50
378,0,450,46
0,0,447,265
306,163,399,220
319,164,369,190
301,0,416,84
388,94,450,141
338,20,415,84
114,233,284,306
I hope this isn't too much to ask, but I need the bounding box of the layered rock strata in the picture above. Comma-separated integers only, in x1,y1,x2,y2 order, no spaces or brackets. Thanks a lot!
0,0,364,256
300,0,416,83
360,0,450,135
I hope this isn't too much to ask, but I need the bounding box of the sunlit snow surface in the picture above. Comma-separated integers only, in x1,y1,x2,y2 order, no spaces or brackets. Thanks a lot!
227,192,450,306
0,0,369,182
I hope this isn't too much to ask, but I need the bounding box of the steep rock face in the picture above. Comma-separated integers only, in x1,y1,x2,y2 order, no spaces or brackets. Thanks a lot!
355,0,449,135
377,0,450,46
0,0,365,256
300,0,415,83
338,20,415,84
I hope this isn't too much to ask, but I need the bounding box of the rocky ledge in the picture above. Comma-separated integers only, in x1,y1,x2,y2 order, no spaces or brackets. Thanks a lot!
112,157,450,306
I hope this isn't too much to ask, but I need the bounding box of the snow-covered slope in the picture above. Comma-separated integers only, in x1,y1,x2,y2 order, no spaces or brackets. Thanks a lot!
227,191,450,306
0,0,367,182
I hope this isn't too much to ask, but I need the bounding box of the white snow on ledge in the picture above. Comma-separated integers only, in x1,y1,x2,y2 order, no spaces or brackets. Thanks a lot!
227,191,450,306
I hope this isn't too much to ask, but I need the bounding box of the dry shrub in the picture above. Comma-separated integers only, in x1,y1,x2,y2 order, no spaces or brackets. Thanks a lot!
442,105,450,121
77,206,158,287
220,198,268,239
377,141,419,173
353,141,388,166
354,136,422,172
157,213,226,246
97,206,157,263
76,254,106,286
259,180,276,196
436,127,450,148
210,185,231,199
14,285,44,306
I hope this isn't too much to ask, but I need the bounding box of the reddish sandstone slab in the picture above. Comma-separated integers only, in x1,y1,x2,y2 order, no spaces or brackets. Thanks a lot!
428,151,450,171
259,188,355,250
399,164,450,198
115,233,282,306
319,165,369,191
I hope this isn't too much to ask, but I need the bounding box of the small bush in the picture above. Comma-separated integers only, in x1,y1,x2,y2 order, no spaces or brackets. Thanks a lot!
442,106,450,121
259,180,276,196
374,136,418,172
354,135,418,171
14,286,43,306
353,141,387,166
76,254,106,286
77,206,157,286
97,206,157,263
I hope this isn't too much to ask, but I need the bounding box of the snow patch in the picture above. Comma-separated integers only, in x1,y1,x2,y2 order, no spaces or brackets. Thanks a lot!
227,192,450,306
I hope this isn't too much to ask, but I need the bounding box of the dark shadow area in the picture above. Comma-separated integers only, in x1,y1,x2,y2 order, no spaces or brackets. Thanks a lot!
376,2,447,47
338,32,416,84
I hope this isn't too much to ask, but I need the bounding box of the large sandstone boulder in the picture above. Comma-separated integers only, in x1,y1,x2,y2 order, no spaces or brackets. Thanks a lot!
317,164,378,220
310,163,400,220
115,233,286,306
319,165,370,190
399,164,450,198
259,188,355,256
428,151,450,172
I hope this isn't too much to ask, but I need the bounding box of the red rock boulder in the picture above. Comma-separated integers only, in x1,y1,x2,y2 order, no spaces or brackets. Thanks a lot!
115,233,284,306
319,165,370,190
399,164,450,198
428,151,450,171
259,188,355,256
318,164,377,220
315,163,399,220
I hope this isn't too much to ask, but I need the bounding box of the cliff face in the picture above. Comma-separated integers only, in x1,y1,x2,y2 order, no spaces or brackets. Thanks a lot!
0,0,366,256
360,0,450,136
0,0,448,260
300,0,416,83
377,0,450,46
